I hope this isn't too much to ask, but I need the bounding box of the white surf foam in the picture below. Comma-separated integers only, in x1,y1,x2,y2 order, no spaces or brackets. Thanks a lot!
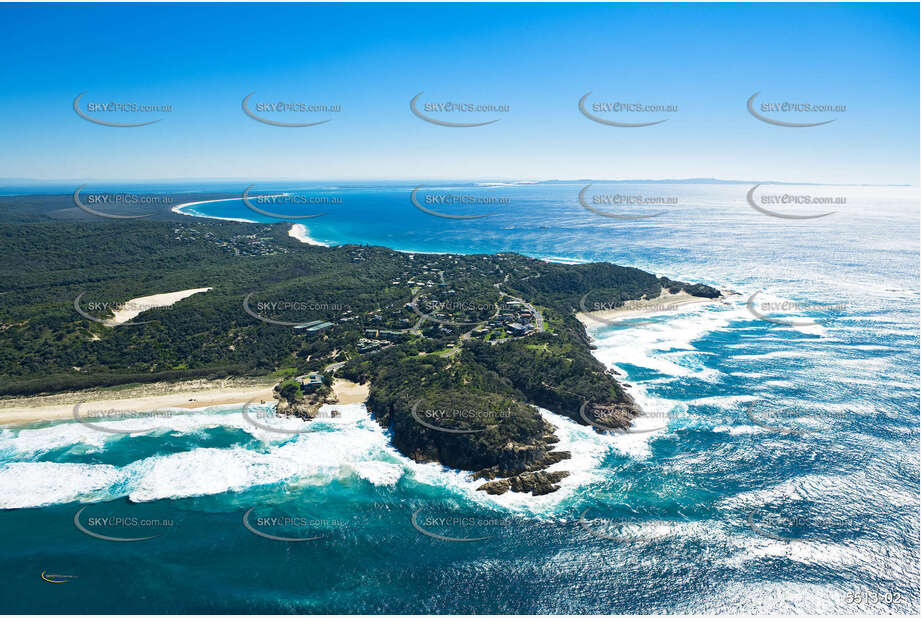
0,462,124,509
586,301,740,382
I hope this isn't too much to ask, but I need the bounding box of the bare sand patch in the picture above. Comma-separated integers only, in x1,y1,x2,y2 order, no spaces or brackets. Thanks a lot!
332,379,369,404
106,287,212,325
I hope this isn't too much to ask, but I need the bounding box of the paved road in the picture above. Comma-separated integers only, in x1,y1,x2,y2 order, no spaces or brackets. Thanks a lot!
496,289,544,333
323,361,346,373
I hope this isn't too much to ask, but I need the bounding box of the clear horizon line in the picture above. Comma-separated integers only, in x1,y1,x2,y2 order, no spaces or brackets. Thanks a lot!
0,176,914,188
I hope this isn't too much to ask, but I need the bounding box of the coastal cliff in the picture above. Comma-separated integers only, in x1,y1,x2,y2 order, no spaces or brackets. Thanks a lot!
341,260,719,496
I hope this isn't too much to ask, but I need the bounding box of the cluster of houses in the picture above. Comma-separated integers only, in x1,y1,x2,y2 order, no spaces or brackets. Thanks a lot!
290,255,540,356
357,328,411,353
473,300,537,339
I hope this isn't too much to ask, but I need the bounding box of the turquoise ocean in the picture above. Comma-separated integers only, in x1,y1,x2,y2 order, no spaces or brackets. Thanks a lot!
1,182,918,613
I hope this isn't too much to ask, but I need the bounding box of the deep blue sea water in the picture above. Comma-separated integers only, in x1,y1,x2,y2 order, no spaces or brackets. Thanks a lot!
1,182,918,613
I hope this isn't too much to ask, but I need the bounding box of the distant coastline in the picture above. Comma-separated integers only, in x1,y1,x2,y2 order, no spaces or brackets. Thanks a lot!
170,197,254,223
171,197,328,247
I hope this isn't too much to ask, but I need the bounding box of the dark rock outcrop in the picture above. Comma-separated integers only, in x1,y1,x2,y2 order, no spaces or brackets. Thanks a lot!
478,471,571,496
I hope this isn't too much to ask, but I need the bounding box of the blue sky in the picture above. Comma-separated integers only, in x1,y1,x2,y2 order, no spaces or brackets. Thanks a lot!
0,2,917,184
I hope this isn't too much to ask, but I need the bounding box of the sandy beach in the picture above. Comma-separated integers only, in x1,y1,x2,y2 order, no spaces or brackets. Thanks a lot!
576,288,725,328
288,223,328,246
106,287,212,325
332,378,370,404
172,196,328,247
0,378,276,427
0,375,370,428
170,197,256,223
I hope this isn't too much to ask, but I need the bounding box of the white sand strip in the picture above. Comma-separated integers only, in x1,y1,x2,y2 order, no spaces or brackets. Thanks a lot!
106,287,211,325
0,381,276,427
172,194,289,224
171,198,255,223
288,223,328,246
576,288,722,328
